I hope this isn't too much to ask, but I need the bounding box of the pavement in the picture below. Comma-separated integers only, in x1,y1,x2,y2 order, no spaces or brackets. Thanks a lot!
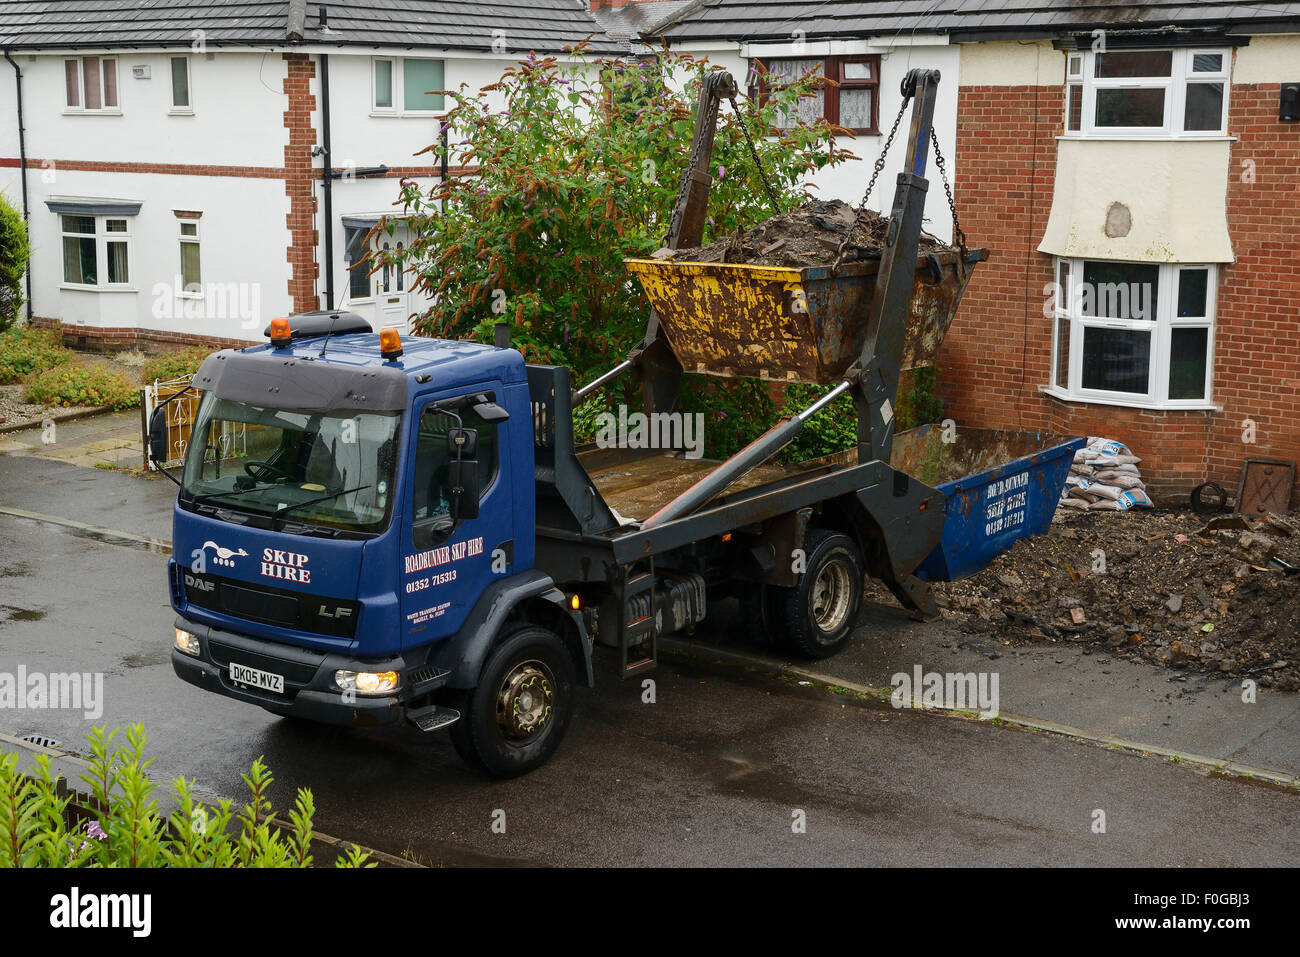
694,596,1300,782
0,409,144,469
0,418,1297,866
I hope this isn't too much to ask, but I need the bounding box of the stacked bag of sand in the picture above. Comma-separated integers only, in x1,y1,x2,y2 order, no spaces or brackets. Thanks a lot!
1058,437,1153,512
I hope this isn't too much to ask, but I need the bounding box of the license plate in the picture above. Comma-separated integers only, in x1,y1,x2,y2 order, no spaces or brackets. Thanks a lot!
229,662,284,694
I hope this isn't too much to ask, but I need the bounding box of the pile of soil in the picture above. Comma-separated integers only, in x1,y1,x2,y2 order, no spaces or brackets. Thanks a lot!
666,199,948,268
935,509,1300,690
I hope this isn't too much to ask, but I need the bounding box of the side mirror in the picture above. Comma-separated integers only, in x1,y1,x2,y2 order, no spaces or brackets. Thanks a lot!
446,426,477,457
472,400,509,423
148,407,168,466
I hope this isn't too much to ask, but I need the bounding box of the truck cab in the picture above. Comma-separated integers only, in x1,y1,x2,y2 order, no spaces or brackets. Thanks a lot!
168,313,590,777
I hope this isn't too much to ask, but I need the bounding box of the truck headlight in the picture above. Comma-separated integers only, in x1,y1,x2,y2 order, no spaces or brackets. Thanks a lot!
334,670,399,695
174,627,201,656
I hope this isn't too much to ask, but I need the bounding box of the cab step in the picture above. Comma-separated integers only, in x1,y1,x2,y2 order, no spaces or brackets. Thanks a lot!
407,704,460,733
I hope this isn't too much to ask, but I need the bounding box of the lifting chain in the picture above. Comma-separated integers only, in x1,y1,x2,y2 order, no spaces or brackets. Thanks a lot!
728,94,782,215
929,126,969,264
831,96,909,273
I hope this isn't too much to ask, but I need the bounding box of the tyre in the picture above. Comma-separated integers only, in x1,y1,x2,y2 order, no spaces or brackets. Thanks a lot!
778,528,864,659
737,582,790,650
449,623,576,778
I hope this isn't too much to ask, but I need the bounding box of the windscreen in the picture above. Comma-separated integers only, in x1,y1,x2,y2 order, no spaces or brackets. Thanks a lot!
180,392,400,534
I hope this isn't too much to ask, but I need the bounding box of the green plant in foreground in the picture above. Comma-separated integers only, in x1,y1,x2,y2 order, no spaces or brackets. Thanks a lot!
0,191,29,333
0,724,373,868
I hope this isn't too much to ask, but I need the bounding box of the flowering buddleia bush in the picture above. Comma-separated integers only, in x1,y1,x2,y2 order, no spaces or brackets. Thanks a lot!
383,48,853,454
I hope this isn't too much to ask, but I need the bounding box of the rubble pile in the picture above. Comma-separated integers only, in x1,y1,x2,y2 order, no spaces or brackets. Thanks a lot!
665,199,949,268
1057,437,1153,512
937,508,1300,690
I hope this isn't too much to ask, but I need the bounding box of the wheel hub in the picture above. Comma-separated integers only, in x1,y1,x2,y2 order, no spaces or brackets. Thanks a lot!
496,660,554,740
812,558,853,633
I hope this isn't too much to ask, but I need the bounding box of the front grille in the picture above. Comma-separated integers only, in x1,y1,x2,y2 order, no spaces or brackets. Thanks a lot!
181,569,359,638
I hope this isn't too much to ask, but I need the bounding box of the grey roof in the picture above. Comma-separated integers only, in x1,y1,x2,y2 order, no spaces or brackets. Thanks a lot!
654,1,1300,44
0,0,627,54
592,0,694,41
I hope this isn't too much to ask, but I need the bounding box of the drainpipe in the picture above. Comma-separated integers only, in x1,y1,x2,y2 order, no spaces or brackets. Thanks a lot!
3,49,33,321
320,48,335,310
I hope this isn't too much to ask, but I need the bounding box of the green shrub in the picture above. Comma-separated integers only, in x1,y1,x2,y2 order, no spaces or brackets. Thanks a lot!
0,326,71,383
0,724,374,868
896,365,944,432
0,192,29,333
776,366,945,464
24,363,139,409
779,383,856,463
140,346,210,384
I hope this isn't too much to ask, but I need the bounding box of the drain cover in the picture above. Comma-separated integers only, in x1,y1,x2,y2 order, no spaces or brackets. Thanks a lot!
19,733,61,749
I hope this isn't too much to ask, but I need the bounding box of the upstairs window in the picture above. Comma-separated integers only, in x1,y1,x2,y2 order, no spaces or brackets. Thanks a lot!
751,55,880,135
170,56,192,112
372,57,445,115
65,56,120,112
1064,48,1229,138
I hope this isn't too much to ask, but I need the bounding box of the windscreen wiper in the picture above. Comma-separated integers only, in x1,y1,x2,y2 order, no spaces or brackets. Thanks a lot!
271,485,372,529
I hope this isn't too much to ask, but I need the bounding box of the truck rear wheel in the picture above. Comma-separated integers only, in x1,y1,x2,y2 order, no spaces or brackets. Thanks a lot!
779,528,864,660
449,624,575,778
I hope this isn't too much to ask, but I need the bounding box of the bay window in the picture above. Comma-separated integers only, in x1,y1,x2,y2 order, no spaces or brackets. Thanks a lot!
1050,258,1215,407
61,215,132,288
1063,48,1229,138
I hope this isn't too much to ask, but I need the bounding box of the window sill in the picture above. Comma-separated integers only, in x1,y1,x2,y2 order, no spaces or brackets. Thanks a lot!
368,111,448,119
168,109,195,116
62,109,123,116
1039,384,1219,412
1057,134,1236,143
59,283,138,293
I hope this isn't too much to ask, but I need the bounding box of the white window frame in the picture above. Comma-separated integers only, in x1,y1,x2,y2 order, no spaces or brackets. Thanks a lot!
169,56,194,114
1063,47,1230,140
178,219,202,296
1048,258,1217,410
370,56,446,116
63,56,122,114
60,214,134,291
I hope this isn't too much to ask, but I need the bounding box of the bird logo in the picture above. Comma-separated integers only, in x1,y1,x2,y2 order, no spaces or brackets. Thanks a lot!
202,541,249,568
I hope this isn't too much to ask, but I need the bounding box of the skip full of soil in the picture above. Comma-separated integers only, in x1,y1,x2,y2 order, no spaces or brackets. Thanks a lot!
933,509,1300,691
665,199,949,268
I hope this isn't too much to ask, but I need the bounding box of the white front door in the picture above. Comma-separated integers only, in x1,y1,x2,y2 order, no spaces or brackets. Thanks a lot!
375,229,411,334
342,222,414,335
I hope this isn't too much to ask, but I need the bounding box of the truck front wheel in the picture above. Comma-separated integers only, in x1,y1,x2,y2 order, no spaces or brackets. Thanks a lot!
449,624,575,778
779,528,864,660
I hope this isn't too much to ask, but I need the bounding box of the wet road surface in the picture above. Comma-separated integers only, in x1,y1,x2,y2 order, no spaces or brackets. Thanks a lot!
1,508,1297,866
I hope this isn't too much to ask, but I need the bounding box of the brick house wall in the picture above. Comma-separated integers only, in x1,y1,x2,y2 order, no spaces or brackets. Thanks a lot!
945,72,1300,503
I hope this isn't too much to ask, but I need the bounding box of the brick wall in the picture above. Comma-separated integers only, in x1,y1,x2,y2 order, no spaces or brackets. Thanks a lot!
945,81,1300,503
283,53,320,315
30,316,256,353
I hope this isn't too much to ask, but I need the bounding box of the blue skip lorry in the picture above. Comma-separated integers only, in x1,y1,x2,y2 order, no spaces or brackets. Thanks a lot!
153,70,1068,776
